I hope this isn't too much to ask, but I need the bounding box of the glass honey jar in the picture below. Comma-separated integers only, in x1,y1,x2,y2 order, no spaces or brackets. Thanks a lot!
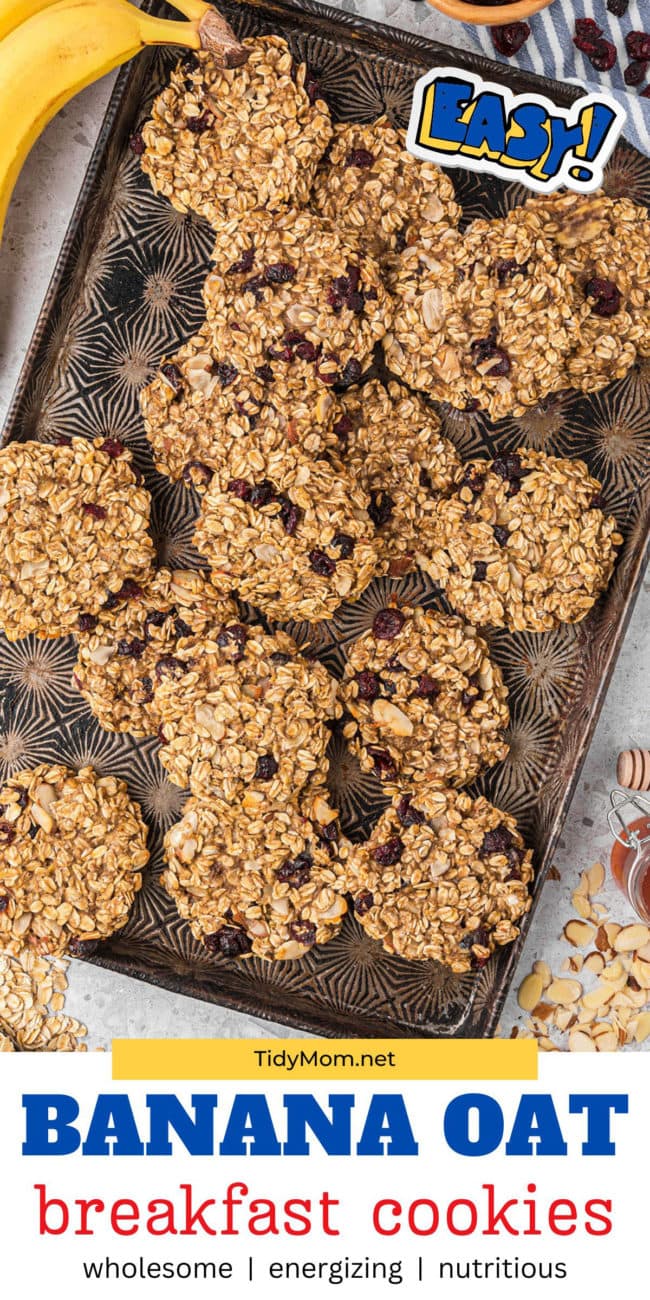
608,790,650,924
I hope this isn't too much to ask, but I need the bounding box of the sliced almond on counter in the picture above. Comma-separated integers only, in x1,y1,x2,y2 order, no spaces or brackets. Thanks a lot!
569,1030,597,1052
563,919,595,947
517,972,544,1012
546,978,582,1005
533,960,552,988
584,951,605,975
586,862,605,895
614,923,650,952
572,891,594,920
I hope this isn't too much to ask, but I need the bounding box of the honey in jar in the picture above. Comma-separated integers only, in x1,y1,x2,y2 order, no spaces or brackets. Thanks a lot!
608,792,650,924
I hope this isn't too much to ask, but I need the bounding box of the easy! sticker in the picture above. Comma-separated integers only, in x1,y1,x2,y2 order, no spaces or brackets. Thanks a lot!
407,68,626,194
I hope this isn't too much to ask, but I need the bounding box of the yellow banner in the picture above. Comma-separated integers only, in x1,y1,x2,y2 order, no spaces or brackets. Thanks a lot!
112,1038,537,1081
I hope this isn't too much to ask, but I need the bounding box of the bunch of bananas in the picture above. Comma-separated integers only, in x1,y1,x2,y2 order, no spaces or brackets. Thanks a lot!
0,0,247,243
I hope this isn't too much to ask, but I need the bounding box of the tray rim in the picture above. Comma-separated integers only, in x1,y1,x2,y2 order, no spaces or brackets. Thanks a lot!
2,0,649,1040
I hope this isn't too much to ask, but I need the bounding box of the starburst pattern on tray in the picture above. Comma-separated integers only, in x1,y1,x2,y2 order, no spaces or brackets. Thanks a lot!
2,0,650,1038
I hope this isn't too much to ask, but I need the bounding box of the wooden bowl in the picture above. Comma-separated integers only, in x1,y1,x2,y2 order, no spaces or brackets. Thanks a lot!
426,0,555,26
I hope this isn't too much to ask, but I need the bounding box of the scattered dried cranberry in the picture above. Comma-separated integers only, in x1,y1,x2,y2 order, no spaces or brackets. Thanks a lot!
186,110,213,134
157,724,168,746
160,362,184,395
276,850,313,888
249,480,276,508
625,59,648,85
396,795,425,828
642,84,650,97
373,836,404,866
242,275,267,302
182,460,212,489
373,608,405,641
139,675,154,703
104,579,142,611
270,651,291,664
101,437,125,458
77,613,98,633
491,22,530,58
346,148,375,168
462,673,483,711
0,895,9,912
589,39,617,71
255,754,279,781
354,891,374,916
309,548,336,577
627,31,650,61
461,925,490,952
288,919,317,947
155,654,186,681
143,608,167,640
174,617,192,641
264,262,296,284
315,353,340,385
255,363,274,383
215,361,238,388
470,331,511,376
204,926,252,958
82,502,107,521
216,623,248,662
331,532,355,558
278,497,300,536
53,434,73,446
117,637,146,660
480,824,515,858
607,0,628,14
129,130,145,155
339,358,362,388
415,673,440,699
356,670,381,701
585,277,621,317
0,823,15,846
460,466,485,496
494,257,527,285
492,452,524,495
574,17,603,52
368,747,397,780
227,477,252,500
589,492,605,510
227,247,255,275
473,561,488,582
295,339,321,362
493,525,510,547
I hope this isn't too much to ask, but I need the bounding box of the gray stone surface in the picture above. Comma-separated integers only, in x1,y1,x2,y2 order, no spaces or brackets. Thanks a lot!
1,1,648,1049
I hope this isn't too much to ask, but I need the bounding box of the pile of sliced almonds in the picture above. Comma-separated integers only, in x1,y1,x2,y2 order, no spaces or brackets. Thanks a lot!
516,862,650,1052
0,948,88,1051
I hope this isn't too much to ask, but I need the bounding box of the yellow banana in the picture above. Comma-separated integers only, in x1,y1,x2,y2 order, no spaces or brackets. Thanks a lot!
0,0,247,243
0,0,230,45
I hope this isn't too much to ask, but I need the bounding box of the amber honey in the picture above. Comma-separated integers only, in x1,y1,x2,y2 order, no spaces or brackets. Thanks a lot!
610,813,650,923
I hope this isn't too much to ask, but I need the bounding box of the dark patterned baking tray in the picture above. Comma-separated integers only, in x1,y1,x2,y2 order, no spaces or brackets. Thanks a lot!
2,0,650,1038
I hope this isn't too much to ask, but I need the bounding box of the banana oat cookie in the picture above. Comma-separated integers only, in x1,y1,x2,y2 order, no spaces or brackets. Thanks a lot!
346,786,533,972
416,449,622,632
311,117,460,278
193,446,379,623
73,568,239,737
384,206,577,421
163,793,348,962
340,602,509,789
526,190,650,391
155,626,338,800
0,436,154,642
140,36,332,228
337,380,461,577
0,764,148,956
203,207,391,390
140,326,344,489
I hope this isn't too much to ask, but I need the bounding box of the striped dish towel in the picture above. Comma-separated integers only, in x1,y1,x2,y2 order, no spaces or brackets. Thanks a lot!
464,0,650,154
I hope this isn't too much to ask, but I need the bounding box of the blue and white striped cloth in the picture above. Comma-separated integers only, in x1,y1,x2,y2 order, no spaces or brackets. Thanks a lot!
464,0,650,155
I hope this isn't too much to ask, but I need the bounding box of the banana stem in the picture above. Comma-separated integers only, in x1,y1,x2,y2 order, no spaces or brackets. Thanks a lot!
138,2,249,65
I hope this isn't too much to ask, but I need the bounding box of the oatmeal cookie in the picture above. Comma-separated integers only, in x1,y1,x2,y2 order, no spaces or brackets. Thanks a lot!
154,626,338,800
384,207,577,420
0,437,154,642
416,449,622,631
203,207,391,389
337,380,461,576
347,786,533,972
140,326,344,489
73,568,239,737
339,602,509,788
193,446,380,623
163,793,349,961
311,117,460,278
525,190,650,390
140,36,332,228
0,764,148,956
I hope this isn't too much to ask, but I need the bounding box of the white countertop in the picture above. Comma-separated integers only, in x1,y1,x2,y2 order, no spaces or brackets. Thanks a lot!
1,0,648,1048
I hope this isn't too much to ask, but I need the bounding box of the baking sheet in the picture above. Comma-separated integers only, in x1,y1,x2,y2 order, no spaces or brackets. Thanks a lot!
2,0,650,1037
